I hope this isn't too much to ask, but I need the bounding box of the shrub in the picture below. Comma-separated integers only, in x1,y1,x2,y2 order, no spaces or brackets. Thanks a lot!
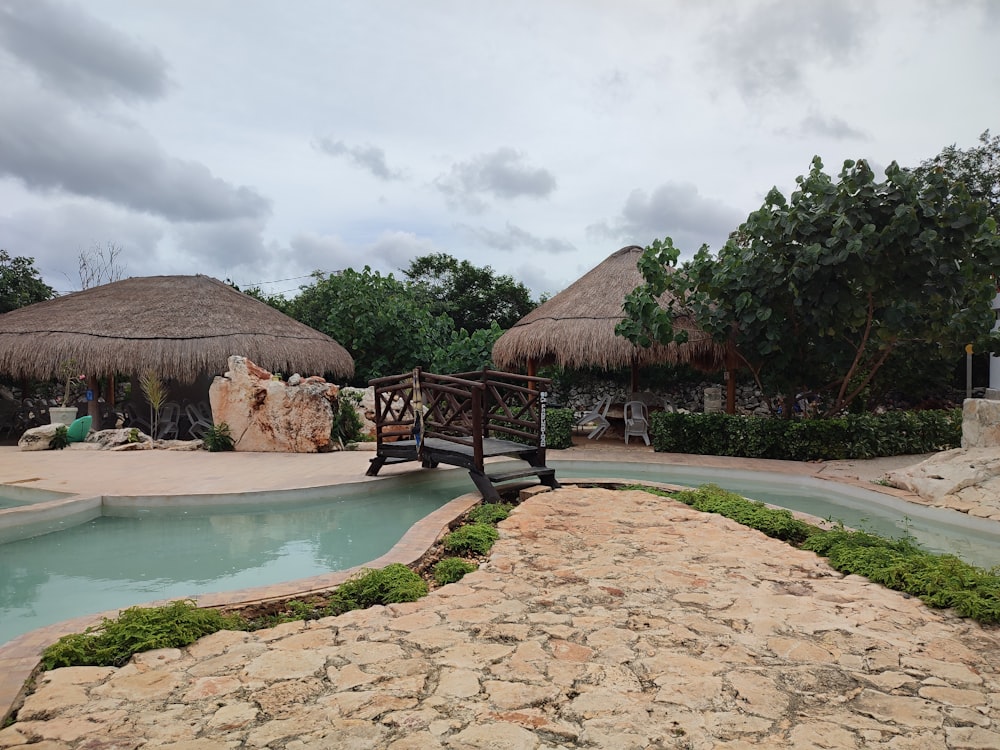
650,409,961,461
40,600,247,669
502,406,573,450
333,390,365,445
543,407,575,450
433,557,478,585
324,564,428,616
466,502,514,525
49,425,70,450
443,523,499,556
203,422,235,452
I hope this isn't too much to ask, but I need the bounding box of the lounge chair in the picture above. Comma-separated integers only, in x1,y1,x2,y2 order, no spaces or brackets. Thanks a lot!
575,395,612,440
624,400,650,445
185,402,214,439
156,402,181,440
123,402,152,434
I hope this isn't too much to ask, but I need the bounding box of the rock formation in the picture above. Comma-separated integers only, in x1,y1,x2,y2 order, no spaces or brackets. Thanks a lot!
887,398,1000,520
209,356,339,452
17,423,63,451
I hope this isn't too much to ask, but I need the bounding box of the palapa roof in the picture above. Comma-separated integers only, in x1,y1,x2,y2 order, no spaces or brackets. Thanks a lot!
492,245,724,371
0,275,354,382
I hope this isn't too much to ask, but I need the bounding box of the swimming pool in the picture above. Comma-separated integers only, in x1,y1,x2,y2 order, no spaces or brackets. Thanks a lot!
0,485,70,510
2,460,998,647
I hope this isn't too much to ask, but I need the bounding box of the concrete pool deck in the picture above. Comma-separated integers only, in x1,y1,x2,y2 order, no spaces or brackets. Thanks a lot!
4,443,999,747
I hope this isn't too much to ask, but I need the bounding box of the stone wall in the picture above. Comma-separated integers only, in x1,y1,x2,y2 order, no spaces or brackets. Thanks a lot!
552,380,772,416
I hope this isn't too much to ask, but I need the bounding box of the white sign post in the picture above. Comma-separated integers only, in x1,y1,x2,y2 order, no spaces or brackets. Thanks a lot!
989,291,1000,401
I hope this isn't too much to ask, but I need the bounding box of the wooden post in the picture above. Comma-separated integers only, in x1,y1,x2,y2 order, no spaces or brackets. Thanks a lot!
86,374,101,429
630,358,639,394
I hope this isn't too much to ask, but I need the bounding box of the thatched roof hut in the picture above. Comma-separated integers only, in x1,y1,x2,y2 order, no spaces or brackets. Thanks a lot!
0,275,354,382
492,245,725,376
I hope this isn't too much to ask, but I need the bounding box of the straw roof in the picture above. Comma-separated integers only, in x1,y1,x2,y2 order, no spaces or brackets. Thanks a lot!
492,245,724,371
0,275,354,382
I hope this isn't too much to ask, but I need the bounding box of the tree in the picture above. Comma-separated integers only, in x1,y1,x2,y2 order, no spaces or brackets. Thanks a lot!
402,253,536,332
0,250,54,313
618,157,1000,416
77,242,126,289
915,130,1000,219
429,322,504,374
226,279,291,314
287,267,455,385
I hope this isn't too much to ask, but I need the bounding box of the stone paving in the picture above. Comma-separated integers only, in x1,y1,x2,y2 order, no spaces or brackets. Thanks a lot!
3,485,1000,749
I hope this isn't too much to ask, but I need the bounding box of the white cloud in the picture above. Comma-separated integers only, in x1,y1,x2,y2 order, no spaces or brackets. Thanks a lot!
314,137,406,181
0,0,996,306
0,0,169,104
435,148,557,213
589,181,743,253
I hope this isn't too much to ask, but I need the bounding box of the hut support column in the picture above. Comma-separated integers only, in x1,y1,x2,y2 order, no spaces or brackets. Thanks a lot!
86,374,101,429
630,359,639,395
527,358,537,390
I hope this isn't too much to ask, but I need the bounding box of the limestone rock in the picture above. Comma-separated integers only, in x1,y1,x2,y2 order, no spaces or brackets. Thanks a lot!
210,355,338,453
86,428,154,450
886,447,1000,516
962,398,1000,448
17,423,62,450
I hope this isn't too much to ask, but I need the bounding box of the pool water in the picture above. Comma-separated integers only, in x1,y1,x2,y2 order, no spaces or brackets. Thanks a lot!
0,472,468,647
2,461,998,647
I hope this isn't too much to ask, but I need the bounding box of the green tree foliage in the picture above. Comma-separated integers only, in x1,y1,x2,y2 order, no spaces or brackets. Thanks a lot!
0,250,54,313
915,129,1000,219
225,279,291,314
429,321,504,373
403,252,536,331
619,157,1000,415
287,267,455,385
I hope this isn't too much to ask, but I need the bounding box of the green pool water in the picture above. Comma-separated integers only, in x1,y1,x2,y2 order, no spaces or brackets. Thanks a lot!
2,461,998,648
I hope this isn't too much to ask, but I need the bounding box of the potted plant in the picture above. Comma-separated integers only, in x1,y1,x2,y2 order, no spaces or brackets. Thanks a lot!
49,360,82,426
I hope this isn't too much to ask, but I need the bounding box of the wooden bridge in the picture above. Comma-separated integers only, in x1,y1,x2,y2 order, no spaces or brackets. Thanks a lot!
365,368,559,501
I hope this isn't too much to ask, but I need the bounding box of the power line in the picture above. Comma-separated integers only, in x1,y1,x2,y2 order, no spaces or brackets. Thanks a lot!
237,273,317,286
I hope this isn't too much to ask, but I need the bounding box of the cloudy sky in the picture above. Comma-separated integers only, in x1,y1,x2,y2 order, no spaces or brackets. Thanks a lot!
1,1,998,300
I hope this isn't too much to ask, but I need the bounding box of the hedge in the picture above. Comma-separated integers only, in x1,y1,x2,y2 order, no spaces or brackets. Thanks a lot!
544,407,575,450
650,409,961,461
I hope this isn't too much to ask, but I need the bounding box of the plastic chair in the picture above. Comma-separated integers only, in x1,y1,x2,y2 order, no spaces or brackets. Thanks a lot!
123,402,152,434
185,402,214,439
156,402,181,440
575,395,612,440
623,400,650,445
